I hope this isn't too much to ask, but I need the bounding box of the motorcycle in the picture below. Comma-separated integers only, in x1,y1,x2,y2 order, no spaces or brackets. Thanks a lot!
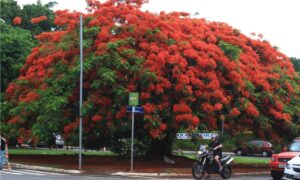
192,145,234,179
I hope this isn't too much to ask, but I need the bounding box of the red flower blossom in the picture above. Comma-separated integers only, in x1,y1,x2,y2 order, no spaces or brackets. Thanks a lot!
159,123,167,131
92,115,103,122
192,116,200,126
229,108,241,117
214,103,223,111
245,102,259,117
31,16,48,24
19,91,39,102
173,102,192,114
13,16,22,25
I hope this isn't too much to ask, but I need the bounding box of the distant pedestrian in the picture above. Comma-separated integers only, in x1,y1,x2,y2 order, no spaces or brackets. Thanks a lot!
0,133,11,170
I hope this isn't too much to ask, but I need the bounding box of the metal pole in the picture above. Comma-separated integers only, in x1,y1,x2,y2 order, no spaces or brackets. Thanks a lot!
221,119,224,137
130,107,135,171
79,14,83,171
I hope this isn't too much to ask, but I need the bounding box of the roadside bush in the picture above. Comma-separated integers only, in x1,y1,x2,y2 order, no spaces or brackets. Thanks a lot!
110,138,148,157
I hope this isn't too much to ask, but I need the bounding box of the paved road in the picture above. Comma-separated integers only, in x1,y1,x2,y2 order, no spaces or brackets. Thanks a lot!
0,169,273,180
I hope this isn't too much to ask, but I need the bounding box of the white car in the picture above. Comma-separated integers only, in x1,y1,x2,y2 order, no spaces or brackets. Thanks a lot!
284,155,300,180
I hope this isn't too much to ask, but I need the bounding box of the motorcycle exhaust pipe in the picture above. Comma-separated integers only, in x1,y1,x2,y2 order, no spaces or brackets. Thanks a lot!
226,158,234,165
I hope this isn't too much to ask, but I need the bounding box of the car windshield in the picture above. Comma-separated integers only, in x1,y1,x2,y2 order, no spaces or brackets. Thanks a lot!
288,141,300,152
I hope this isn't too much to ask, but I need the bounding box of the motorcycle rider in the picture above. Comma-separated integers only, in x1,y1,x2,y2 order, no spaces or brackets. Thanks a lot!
208,134,223,172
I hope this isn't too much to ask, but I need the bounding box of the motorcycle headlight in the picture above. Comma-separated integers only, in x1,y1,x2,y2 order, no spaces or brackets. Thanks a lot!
286,163,291,169
197,151,203,155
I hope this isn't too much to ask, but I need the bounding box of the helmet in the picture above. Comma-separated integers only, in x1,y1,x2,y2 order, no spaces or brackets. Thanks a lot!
211,134,219,140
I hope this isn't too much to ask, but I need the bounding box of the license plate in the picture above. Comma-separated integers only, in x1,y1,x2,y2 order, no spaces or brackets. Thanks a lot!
278,164,285,168
295,175,300,179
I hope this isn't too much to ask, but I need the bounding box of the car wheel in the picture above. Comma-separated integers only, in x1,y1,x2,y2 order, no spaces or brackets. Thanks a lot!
236,150,243,156
271,170,283,180
261,151,268,157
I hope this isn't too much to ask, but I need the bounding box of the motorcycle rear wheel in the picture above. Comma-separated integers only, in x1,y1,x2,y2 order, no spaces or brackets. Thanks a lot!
220,166,232,179
192,162,205,180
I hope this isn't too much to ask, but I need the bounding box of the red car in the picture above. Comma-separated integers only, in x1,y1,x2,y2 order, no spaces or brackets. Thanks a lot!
234,140,273,157
269,137,300,180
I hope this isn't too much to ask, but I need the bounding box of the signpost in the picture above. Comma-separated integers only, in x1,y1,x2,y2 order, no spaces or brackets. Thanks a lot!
128,92,141,171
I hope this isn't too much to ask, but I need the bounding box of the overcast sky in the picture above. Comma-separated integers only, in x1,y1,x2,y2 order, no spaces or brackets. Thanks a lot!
16,0,300,58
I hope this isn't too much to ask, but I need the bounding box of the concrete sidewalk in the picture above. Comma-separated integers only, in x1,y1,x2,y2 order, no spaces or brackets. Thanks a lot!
10,163,269,178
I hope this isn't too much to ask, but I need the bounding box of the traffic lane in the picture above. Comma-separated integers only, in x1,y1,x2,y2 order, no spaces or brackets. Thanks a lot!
152,175,272,180
193,175,271,180
0,171,272,180
0,169,159,180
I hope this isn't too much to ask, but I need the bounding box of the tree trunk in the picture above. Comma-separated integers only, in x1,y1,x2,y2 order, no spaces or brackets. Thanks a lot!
145,133,176,159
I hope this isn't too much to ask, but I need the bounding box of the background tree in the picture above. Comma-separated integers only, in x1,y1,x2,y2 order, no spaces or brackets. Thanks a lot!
0,21,35,141
0,0,57,35
291,57,300,73
0,0,22,24
0,21,35,92
3,0,300,157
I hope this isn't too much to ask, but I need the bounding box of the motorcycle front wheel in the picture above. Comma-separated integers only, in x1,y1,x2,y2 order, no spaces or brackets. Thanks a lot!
220,165,232,179
192,162,205,180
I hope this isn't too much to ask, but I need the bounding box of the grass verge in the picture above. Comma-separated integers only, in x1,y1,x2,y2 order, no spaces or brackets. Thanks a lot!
9,148,115,156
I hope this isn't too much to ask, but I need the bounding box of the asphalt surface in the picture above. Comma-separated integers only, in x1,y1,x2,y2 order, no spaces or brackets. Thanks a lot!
3,148,272,180
0,168,272,180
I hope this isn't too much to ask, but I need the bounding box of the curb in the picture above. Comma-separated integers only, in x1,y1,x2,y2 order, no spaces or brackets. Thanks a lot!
10,163,269,177
11,163,81,174
233,171,270,176
112,171,270,178
112,172,191,177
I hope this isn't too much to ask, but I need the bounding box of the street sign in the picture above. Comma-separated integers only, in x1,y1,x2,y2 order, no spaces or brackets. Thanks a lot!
129,92,139,106
127,106,144,113
176,133,218,140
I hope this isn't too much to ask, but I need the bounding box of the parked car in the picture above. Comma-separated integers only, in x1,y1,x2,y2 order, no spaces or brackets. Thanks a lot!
284,154,300,180
234,140,273,157
269,137,300,180
17,133,65,148
36,133,65,148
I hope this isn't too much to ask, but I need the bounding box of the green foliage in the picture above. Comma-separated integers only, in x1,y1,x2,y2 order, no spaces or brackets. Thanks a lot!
83,27,101,38
291,57,300,73
218,41,242,61
110,138,148,157
166,38,176,46
256,115,273,129
0,0,22,25
21,2,56,35
0,22,35,92
0,0,57,35
172,139,201,151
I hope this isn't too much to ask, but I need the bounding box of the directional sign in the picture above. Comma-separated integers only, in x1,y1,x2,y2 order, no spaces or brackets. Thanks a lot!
129,92,139,106
127,106,144,113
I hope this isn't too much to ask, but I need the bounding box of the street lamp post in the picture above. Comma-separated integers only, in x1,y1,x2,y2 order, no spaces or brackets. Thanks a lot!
79,14,83,171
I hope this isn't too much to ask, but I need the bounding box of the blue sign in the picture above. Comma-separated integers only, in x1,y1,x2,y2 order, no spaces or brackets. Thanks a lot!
127,106,144,113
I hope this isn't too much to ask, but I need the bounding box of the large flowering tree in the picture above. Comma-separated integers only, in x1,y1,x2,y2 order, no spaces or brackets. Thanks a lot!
3,0,300,156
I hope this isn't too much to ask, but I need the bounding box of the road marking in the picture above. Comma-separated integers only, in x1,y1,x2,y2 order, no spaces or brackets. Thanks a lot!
20,169,67,176
1,169,68,176
9,169,43,176
0,170,22,175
